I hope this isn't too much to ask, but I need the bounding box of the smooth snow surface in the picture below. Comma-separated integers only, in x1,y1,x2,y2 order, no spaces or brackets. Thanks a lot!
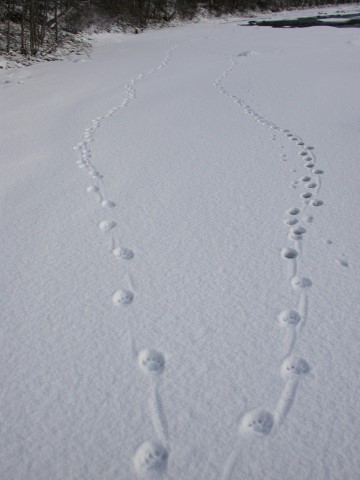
1,6,360,479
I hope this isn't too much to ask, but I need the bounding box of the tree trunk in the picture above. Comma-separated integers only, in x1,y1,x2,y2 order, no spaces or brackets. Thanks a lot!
54,0,58,43
40,0,49,44
29,0,39,55
6,0,12,54
20,0,27,54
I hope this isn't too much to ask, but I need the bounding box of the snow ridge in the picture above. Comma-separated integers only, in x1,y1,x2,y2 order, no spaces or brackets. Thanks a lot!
213,51,324,479
74,46,177,479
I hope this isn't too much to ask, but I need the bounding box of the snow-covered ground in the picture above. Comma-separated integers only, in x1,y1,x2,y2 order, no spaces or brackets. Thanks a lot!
1,6,360,479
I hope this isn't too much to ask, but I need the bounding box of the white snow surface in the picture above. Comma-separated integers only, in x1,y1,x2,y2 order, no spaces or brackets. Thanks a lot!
1,6,360,480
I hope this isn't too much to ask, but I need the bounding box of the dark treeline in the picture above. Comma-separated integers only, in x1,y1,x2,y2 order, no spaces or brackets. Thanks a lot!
0,0,356,56
1,0,80,55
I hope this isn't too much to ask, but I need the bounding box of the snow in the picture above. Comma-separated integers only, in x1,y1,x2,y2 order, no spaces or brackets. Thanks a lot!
1,6,360,479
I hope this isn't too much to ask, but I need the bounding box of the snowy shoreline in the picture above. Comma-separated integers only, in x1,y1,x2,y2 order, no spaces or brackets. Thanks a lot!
1,3,359,69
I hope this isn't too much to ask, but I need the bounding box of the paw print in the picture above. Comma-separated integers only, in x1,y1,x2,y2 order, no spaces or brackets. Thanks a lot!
112,246,134,260
112,289,134,305
282,356,310,378
278,309,301,326
133,440,168,473
291,276,312,290
138,349,165,375
240,409,274,436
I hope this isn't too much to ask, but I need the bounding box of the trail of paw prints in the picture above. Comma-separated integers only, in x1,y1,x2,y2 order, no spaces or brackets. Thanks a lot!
275,136,327,433
133,349,170,479
73,46,178,479
214,52,320,479
111,278,170,479
275,205,313,429
74,45,178,263
276,274,311,364
213,51,326,227
272,259,312,431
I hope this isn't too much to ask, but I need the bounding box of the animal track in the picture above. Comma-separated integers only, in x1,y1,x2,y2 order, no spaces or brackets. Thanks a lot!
86,185,99,193
284,217,299,226
335,257,349,267
88,169,102,178
240,409,274,436
213,51,323,475
311,199,324,207
133,440,168,475
112,246,134,260
289,225,306,240
281,356,310,378
300,192,312,200
112,289,134,305
286,207,300,216
281,247,298,259
99,220,116,233
99,220,117,232
73,51,180,472
278,309,301,326
291,276,312,290
138,349,165,375
101,200,116,208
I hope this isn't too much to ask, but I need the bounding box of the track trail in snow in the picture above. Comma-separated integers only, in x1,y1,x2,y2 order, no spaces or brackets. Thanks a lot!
212,51,324,479
74,47,177,479
74,39,327,478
